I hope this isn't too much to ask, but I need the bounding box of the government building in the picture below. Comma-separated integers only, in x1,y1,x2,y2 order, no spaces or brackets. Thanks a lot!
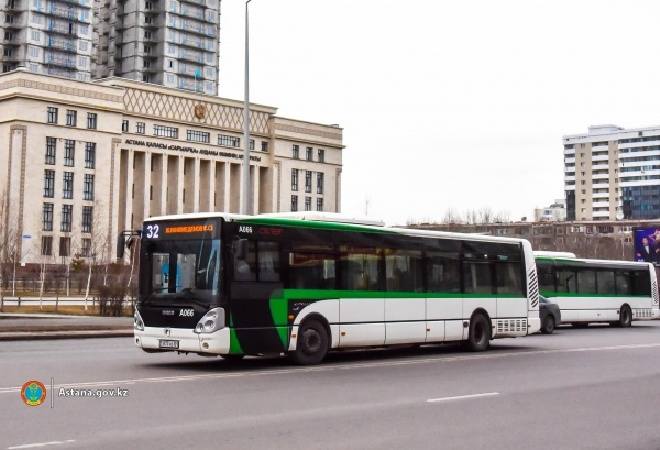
563,124,660,221
0,69,343,264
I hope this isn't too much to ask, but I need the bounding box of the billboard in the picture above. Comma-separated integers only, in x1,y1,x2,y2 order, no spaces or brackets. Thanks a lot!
634,227,660,265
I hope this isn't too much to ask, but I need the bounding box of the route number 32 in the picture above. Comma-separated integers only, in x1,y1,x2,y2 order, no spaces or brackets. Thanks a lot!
146,224,160,239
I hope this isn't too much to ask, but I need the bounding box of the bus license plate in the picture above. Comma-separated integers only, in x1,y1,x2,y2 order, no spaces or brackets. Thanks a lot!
158,339,179,349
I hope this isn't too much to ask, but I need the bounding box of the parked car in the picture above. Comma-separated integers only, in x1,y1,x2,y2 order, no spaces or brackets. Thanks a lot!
539,296,561,334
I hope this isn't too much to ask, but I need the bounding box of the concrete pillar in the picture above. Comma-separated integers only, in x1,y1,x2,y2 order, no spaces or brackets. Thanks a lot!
193,158,200,212
143,152,152,220
177,155,184,214
223,162,231,212
125,150,134,230
160,154,168,216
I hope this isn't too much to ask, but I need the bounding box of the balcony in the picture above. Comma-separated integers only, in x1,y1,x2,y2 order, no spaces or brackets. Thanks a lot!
49,39,77,53
177,49,204,64
45,52,77,68
47,20,79,35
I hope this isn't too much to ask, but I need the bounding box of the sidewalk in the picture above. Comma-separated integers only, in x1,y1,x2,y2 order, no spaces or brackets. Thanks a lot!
0,313,133,341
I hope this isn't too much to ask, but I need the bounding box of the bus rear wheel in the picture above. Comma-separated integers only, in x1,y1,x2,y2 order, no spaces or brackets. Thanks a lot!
466,313,490,352
289,319,329,365
541,315,555,334
618,305,632,328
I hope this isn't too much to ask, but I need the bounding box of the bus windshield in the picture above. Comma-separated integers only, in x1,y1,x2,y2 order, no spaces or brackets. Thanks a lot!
141,238,220,305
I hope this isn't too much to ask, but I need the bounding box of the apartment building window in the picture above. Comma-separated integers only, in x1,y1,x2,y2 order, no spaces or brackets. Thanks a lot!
144,30,152,40
122,120,129,132
64,140,75,166
66,110,77,127
81,206,93,233
291,195,298,212
305,171,312,193
154,124,178,138
261,141,268,152
42,203,53,231
59,237,70,257
45,137,56,165
47,107,58,124
81,238,91,257
306,147,313,161
291,168,298,191
316,197,323,211
61,204,73,232
292,144,299,159
41,236,53,256
43,170,55,198
305,197,312,211
85,142,96,169
83,174,94,200
87,112,97,129
317,172,324,195
218,134,240,147
187,129,210,143
63,172,74,199
318,149,325,163
136,122,145,134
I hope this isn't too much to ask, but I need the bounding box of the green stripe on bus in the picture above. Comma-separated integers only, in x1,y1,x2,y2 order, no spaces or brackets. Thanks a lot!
277,289,522,300
268,297,290,349
229,328,244,354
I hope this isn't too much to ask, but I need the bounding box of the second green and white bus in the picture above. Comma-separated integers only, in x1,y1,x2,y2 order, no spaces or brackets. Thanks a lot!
133,213,541,364
536,254,659,327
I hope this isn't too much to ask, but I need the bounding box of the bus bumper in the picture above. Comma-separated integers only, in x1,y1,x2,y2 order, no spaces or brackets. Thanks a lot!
527,316,541,334
134,327,231,355
653,308,660,320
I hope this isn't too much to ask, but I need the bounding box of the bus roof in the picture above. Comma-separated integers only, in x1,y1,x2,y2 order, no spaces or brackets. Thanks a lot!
144,213,530,245
535,254,652,270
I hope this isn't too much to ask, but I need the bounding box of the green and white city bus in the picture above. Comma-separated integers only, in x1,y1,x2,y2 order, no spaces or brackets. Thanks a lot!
535,254,660,327
133,213,541,364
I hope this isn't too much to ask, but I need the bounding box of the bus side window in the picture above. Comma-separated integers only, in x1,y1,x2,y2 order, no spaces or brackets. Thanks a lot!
577,270,596,295
426,252,461,293
556,269,576,294
385,249,423,292
339,246,381,291
631,270,651,296
463,262,494,294
288,251,336,289
596,270,615,295
537,263,555,293
615,270,631,295
257,241,280,282
496,262,523,296
233,239,256,282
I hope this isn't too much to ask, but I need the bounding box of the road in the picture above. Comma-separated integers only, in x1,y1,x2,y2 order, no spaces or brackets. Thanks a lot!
2,323,660,450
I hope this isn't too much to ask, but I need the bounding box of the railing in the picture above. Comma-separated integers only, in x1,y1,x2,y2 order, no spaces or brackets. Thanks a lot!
48,37,77,52
45,52,77,68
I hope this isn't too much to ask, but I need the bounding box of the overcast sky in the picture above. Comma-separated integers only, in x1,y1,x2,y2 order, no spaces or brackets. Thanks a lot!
218,0,660,225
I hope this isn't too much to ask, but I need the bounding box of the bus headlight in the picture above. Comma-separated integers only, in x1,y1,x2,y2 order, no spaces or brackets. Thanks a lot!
134,309,145,331
195,308,225,334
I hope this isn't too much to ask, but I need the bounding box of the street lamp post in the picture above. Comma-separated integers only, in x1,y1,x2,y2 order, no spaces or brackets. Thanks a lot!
240,0,253,215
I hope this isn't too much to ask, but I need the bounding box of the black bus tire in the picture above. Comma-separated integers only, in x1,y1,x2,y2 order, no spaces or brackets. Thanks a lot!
289,319,329,365
541,315,555,334
467,313,490,352
619,305,632,328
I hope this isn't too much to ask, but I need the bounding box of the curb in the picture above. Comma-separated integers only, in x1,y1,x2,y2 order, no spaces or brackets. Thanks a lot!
0,329,134,341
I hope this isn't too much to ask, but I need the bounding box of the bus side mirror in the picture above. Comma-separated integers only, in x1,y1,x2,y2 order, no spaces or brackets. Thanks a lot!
235,239,248,260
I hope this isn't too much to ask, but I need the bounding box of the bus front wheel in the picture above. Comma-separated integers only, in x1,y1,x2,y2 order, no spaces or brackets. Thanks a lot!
466,313,490,352
289,319,329,365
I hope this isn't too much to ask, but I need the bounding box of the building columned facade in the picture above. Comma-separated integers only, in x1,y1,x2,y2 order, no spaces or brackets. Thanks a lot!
563,124,660,221
0,70,343,264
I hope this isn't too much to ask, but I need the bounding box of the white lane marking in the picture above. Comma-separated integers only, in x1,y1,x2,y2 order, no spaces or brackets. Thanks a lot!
1,341,659,395
427,392,499,403
7,440,75,449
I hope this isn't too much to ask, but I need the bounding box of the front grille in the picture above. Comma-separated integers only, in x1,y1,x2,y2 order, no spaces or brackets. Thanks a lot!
496,319,527,334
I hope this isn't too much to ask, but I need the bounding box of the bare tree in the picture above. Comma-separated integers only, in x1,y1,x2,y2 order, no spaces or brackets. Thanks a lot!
82,204,110,311
442,208,461,224
477,207,494,224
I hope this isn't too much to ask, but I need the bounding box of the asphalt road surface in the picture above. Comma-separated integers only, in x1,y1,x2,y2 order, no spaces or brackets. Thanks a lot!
2,323,660,450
